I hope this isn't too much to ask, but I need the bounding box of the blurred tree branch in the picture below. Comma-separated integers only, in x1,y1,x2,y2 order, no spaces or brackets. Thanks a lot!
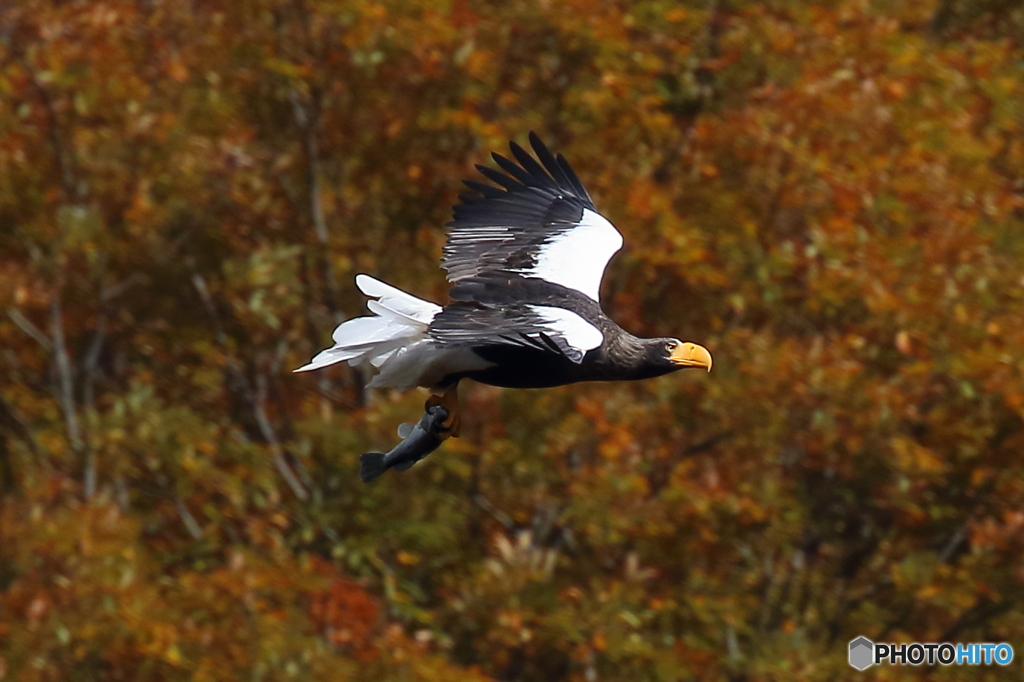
192,271,308,501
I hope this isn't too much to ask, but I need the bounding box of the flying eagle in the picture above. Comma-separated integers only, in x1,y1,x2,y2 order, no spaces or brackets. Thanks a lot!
297,133,712,479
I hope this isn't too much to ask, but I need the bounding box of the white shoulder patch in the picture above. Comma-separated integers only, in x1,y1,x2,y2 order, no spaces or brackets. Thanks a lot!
529,305,603,356
525,208,623,302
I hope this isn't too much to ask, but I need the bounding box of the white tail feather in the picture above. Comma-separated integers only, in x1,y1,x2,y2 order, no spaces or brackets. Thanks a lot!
330,316,404,347
369,349,396,367
366,299,426,327
294,275,441,373
356,274,439,323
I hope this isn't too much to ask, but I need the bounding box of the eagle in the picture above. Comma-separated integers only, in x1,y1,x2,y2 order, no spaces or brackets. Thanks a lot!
297,133,711,480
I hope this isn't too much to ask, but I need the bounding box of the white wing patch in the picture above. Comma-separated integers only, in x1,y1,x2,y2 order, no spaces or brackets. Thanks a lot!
523,209,623,302
529,305,603,356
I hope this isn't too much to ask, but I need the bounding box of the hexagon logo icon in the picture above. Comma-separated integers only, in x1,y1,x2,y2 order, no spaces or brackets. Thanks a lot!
849,636,874,670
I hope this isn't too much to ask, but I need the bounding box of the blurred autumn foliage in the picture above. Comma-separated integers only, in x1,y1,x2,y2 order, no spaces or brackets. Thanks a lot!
2,0,1024,680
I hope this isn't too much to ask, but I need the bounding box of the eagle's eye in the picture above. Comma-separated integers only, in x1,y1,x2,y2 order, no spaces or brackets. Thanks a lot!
664,340,678,354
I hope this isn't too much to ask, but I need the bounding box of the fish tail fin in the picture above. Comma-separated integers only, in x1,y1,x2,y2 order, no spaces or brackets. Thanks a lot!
359,452,388,483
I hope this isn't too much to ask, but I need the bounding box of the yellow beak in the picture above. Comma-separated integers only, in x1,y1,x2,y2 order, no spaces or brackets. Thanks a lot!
670,342,712,371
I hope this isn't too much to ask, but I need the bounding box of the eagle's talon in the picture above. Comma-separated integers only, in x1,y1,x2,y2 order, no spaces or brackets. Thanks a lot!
425,391,461,439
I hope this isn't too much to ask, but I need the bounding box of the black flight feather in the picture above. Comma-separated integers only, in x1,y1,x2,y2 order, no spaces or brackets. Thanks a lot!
557,153,593,204
462,180,504,199
491,152,538,186
508,140,552,185
529,132,574,195
475,164,522,190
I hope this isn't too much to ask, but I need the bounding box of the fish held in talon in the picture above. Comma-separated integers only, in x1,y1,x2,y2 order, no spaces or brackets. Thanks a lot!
358,405,451,483
299,133,712,478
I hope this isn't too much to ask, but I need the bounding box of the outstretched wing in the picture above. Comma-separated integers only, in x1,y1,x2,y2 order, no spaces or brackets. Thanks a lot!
429,299,603,364
429,274,607,364
442,132,623,304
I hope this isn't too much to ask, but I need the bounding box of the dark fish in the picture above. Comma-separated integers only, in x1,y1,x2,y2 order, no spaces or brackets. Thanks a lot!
359,405,450,483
